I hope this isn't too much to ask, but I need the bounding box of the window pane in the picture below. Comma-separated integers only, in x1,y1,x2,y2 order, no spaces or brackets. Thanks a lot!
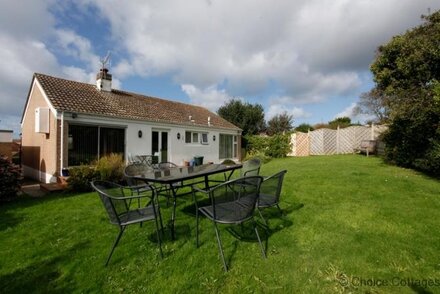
68,125,98,166
201,133,208,144
193,132,198,143
185,131,191,143
219,134,233,159
100,127,125,157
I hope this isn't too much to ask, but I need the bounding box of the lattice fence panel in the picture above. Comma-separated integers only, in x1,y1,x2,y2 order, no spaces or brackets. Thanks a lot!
296,132,310,156
290,125,388,156
338,126,356,153
373,125,388,139
309,129,324,155
354,126,371,148
323,129,337,154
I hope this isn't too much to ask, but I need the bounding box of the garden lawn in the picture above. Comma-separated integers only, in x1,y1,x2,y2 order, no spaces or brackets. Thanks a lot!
1,155,439,293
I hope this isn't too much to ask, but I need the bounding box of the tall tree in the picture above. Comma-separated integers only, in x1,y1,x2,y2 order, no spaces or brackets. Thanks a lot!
217,99,265,136
354,88,390,123
266,112,293,135
370,10,440,175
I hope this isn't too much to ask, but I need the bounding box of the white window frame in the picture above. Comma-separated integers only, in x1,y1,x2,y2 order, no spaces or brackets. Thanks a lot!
185,131,209,145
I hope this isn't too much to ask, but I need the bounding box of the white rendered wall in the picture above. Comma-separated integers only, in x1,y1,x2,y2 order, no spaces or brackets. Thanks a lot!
64,113,239,166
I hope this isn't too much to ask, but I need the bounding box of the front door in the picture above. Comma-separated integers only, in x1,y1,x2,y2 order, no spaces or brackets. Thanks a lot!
152,130,169,163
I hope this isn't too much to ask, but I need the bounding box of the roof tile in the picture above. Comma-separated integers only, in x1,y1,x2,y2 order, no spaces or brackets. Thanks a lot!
34,73,240,131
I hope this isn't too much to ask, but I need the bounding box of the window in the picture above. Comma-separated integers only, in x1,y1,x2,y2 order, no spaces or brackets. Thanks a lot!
185,131,208,144
68,125,125,166
201,133,208,144
192,132,199,143
219,134,238,159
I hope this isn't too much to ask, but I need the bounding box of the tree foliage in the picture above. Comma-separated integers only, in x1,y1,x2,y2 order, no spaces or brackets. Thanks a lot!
354,88,390,123
0,155,22,201
295,123,314,133
266,112,293,135
217,99,265,136
328,117,352,129
370,10,440,176
245,133,292,159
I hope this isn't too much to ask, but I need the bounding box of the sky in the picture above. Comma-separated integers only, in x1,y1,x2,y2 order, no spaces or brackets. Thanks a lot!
1,0,439,138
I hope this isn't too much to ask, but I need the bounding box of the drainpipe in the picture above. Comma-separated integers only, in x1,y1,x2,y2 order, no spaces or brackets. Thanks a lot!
60,111,64,176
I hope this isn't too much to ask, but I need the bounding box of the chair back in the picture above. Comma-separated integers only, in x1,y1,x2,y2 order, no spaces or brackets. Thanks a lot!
208,176,263,222
91,181,129,225
124,163,153,186
240,158,261,177
260,170,287,203
158,162,178,170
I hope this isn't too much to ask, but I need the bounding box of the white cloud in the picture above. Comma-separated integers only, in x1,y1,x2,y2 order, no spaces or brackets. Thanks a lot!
55,29,101,71
181,84,232,111
84,0,439,103
266,102,311,121
0,0,116,136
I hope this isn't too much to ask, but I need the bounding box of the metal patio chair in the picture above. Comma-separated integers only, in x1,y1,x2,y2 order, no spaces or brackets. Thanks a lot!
192,176,266,271
257,170,287,225
240,158,261,177
124,163,155,196
91,180,163,266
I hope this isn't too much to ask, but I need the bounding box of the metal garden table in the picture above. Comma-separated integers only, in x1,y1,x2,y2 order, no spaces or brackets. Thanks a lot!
134,163,242,239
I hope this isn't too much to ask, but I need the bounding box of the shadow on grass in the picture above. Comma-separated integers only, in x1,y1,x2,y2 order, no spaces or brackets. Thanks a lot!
0,241,89,293
410,284,433,294
0,210,23,231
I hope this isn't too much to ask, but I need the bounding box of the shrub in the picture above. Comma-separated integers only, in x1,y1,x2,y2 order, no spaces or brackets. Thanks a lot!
244,150,271,163
266,134,292,158
0,155,22,201
94,153,125,183
67,165,98,192
413,139,440,177
245,133,292,160
383,110,439,171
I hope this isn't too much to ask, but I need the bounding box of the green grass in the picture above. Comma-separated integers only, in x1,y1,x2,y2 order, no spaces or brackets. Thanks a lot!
1,155,440,293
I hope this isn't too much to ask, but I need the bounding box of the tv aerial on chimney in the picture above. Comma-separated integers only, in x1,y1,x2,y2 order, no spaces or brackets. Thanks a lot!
100,51,111,72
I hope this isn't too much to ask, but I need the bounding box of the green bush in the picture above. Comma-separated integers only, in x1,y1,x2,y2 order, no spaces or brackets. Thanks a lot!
414,139,440,177
67,165,98,192
266,134,292,158
245,133,292,160
94,153,125,183
0,155,22,201
383,110,440,176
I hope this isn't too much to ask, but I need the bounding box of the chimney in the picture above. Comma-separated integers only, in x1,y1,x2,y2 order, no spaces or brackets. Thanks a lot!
96,68,112,92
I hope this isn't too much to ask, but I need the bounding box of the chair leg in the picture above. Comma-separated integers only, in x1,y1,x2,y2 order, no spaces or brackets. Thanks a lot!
276,204,283,216
257,208,268,226
105,226,126,266
154,217,164,258
253,220,266,259
213,222,228,272
196,209,200,248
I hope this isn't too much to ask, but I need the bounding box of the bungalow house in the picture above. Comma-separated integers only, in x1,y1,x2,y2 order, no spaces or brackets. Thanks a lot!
21,69,241,183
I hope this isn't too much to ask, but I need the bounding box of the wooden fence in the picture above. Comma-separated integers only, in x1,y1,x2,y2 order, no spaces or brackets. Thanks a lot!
289,124,388,156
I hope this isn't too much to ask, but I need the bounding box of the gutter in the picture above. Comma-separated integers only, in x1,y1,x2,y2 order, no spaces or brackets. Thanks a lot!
60,111,64,175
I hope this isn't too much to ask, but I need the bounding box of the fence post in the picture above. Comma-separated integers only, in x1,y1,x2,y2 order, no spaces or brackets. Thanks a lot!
336,125,340,154
371,123,375,140
307,129,311,156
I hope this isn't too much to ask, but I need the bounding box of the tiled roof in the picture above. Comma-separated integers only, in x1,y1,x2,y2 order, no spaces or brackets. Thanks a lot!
34,73,240,131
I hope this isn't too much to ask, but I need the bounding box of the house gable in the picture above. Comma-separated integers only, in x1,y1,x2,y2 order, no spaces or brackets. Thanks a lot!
21,77,57,126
